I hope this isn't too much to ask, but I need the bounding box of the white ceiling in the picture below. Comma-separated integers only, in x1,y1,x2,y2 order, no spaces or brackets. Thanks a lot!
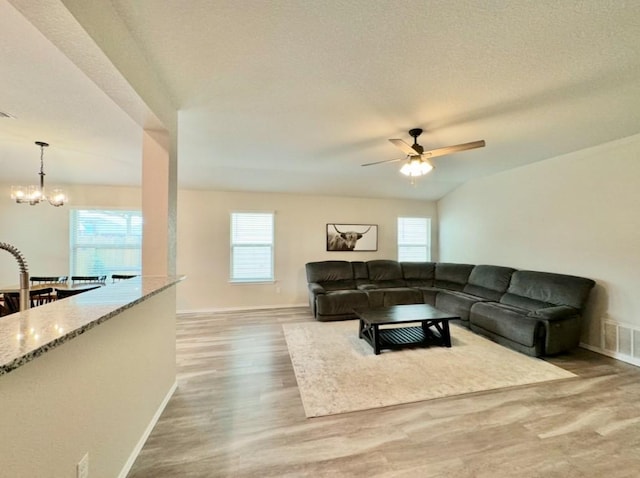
0,0,144,188
2,1,640,200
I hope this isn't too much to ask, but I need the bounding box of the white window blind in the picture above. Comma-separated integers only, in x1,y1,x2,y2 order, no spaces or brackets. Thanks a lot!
397,217,431,262
230,212,274,282
70,209,143,276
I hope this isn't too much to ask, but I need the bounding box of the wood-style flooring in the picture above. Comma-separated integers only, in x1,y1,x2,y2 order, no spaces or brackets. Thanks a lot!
128,307,640,477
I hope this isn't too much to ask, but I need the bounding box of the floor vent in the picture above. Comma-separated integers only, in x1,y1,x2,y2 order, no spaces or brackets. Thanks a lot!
602,320,640,361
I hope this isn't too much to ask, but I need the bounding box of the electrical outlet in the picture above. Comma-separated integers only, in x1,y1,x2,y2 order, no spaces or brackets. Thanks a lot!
276,286,281,294
77,453,89,478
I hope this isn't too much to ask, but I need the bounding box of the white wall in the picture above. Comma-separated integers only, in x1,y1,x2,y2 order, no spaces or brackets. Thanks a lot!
177,190,437,312
1,184,436,311
438,133,640,349
0,184,140,285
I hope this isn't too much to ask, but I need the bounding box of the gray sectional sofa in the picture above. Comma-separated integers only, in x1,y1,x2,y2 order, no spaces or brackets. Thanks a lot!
305,260,595,357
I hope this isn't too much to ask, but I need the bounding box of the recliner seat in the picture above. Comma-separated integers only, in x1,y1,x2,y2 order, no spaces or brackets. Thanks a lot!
436,265,516,324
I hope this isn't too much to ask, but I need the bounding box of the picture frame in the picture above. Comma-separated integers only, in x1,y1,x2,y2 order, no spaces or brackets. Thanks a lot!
326,223,378,251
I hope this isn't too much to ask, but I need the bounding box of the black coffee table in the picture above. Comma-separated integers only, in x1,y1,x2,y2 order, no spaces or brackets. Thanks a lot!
354,304,459,355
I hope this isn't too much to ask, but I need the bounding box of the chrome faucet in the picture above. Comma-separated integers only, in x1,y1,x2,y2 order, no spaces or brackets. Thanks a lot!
0,242,30,312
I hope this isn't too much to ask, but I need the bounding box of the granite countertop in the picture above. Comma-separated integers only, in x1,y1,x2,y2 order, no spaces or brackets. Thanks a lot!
0,275,184,376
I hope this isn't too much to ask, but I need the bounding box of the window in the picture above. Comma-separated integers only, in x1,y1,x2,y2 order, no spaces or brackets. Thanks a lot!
70,209,142,276
230,212,274,282
397,217,431,262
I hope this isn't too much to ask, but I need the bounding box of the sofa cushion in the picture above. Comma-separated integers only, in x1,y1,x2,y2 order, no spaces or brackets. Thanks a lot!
463,265,516,301
401,262,436,287
316,290,369,316
362,287,423,308
413,287,439,306
306,261,354,283
366,260,406,288
500,293,554,312
436,290,487,322
351,261,368,280
434,263,475,291
381,287,423,307
470,302,542,347
501,270,595,311
319,280,357,291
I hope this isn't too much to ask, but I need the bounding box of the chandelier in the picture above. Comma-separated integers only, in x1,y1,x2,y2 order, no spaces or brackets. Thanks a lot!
10,141,66,207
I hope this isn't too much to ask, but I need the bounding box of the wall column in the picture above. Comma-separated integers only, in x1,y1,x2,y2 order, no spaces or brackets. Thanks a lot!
142,129,177,275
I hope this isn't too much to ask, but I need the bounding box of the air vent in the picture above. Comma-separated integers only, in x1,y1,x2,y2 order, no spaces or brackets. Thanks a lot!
603,322,617,352
603,320,640,359
634,330,640,359
618,326,632,355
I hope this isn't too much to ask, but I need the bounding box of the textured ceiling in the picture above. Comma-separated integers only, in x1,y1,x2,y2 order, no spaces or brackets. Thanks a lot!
0,0,144,188
3,1,640,200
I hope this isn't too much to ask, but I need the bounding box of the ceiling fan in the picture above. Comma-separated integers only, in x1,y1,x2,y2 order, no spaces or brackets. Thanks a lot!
362,128,485,177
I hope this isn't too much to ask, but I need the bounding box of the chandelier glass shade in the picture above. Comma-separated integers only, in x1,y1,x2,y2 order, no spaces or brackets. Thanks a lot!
399,157,434,177
10,141,66,207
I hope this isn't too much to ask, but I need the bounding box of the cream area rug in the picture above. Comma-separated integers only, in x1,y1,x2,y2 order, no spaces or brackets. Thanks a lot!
283,321,576,418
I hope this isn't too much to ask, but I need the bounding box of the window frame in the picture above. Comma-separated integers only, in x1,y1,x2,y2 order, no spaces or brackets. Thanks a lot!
397,216,431,262
229,211,275,283
69,208,143,277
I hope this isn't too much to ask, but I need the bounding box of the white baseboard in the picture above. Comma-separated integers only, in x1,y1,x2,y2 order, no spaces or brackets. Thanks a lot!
579,342,640,368
177,303,308,315
118,380,178,478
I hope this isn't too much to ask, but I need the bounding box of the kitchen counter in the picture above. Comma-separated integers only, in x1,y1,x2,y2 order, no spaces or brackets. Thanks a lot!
0,275,183,376
0,274,183,477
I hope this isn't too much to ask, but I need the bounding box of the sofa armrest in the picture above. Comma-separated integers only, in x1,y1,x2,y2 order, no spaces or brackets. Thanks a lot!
527,305,579,321
528,306,582,355
308,282,326,295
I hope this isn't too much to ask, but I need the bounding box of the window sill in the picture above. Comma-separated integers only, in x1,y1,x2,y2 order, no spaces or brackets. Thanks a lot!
229,279,276,285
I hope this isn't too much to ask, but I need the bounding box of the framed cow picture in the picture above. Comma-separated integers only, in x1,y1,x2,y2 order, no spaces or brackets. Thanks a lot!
326,223,378,251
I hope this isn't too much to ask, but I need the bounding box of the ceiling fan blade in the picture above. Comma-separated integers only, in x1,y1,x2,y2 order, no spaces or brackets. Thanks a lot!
423,140,485,159
361,157,404,167
389,138,420,156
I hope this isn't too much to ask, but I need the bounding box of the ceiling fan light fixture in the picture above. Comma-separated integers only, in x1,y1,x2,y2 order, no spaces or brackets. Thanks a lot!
400,157,433,177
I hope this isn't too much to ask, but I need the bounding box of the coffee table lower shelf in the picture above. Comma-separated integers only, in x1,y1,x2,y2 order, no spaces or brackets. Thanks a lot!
359,320,452,355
